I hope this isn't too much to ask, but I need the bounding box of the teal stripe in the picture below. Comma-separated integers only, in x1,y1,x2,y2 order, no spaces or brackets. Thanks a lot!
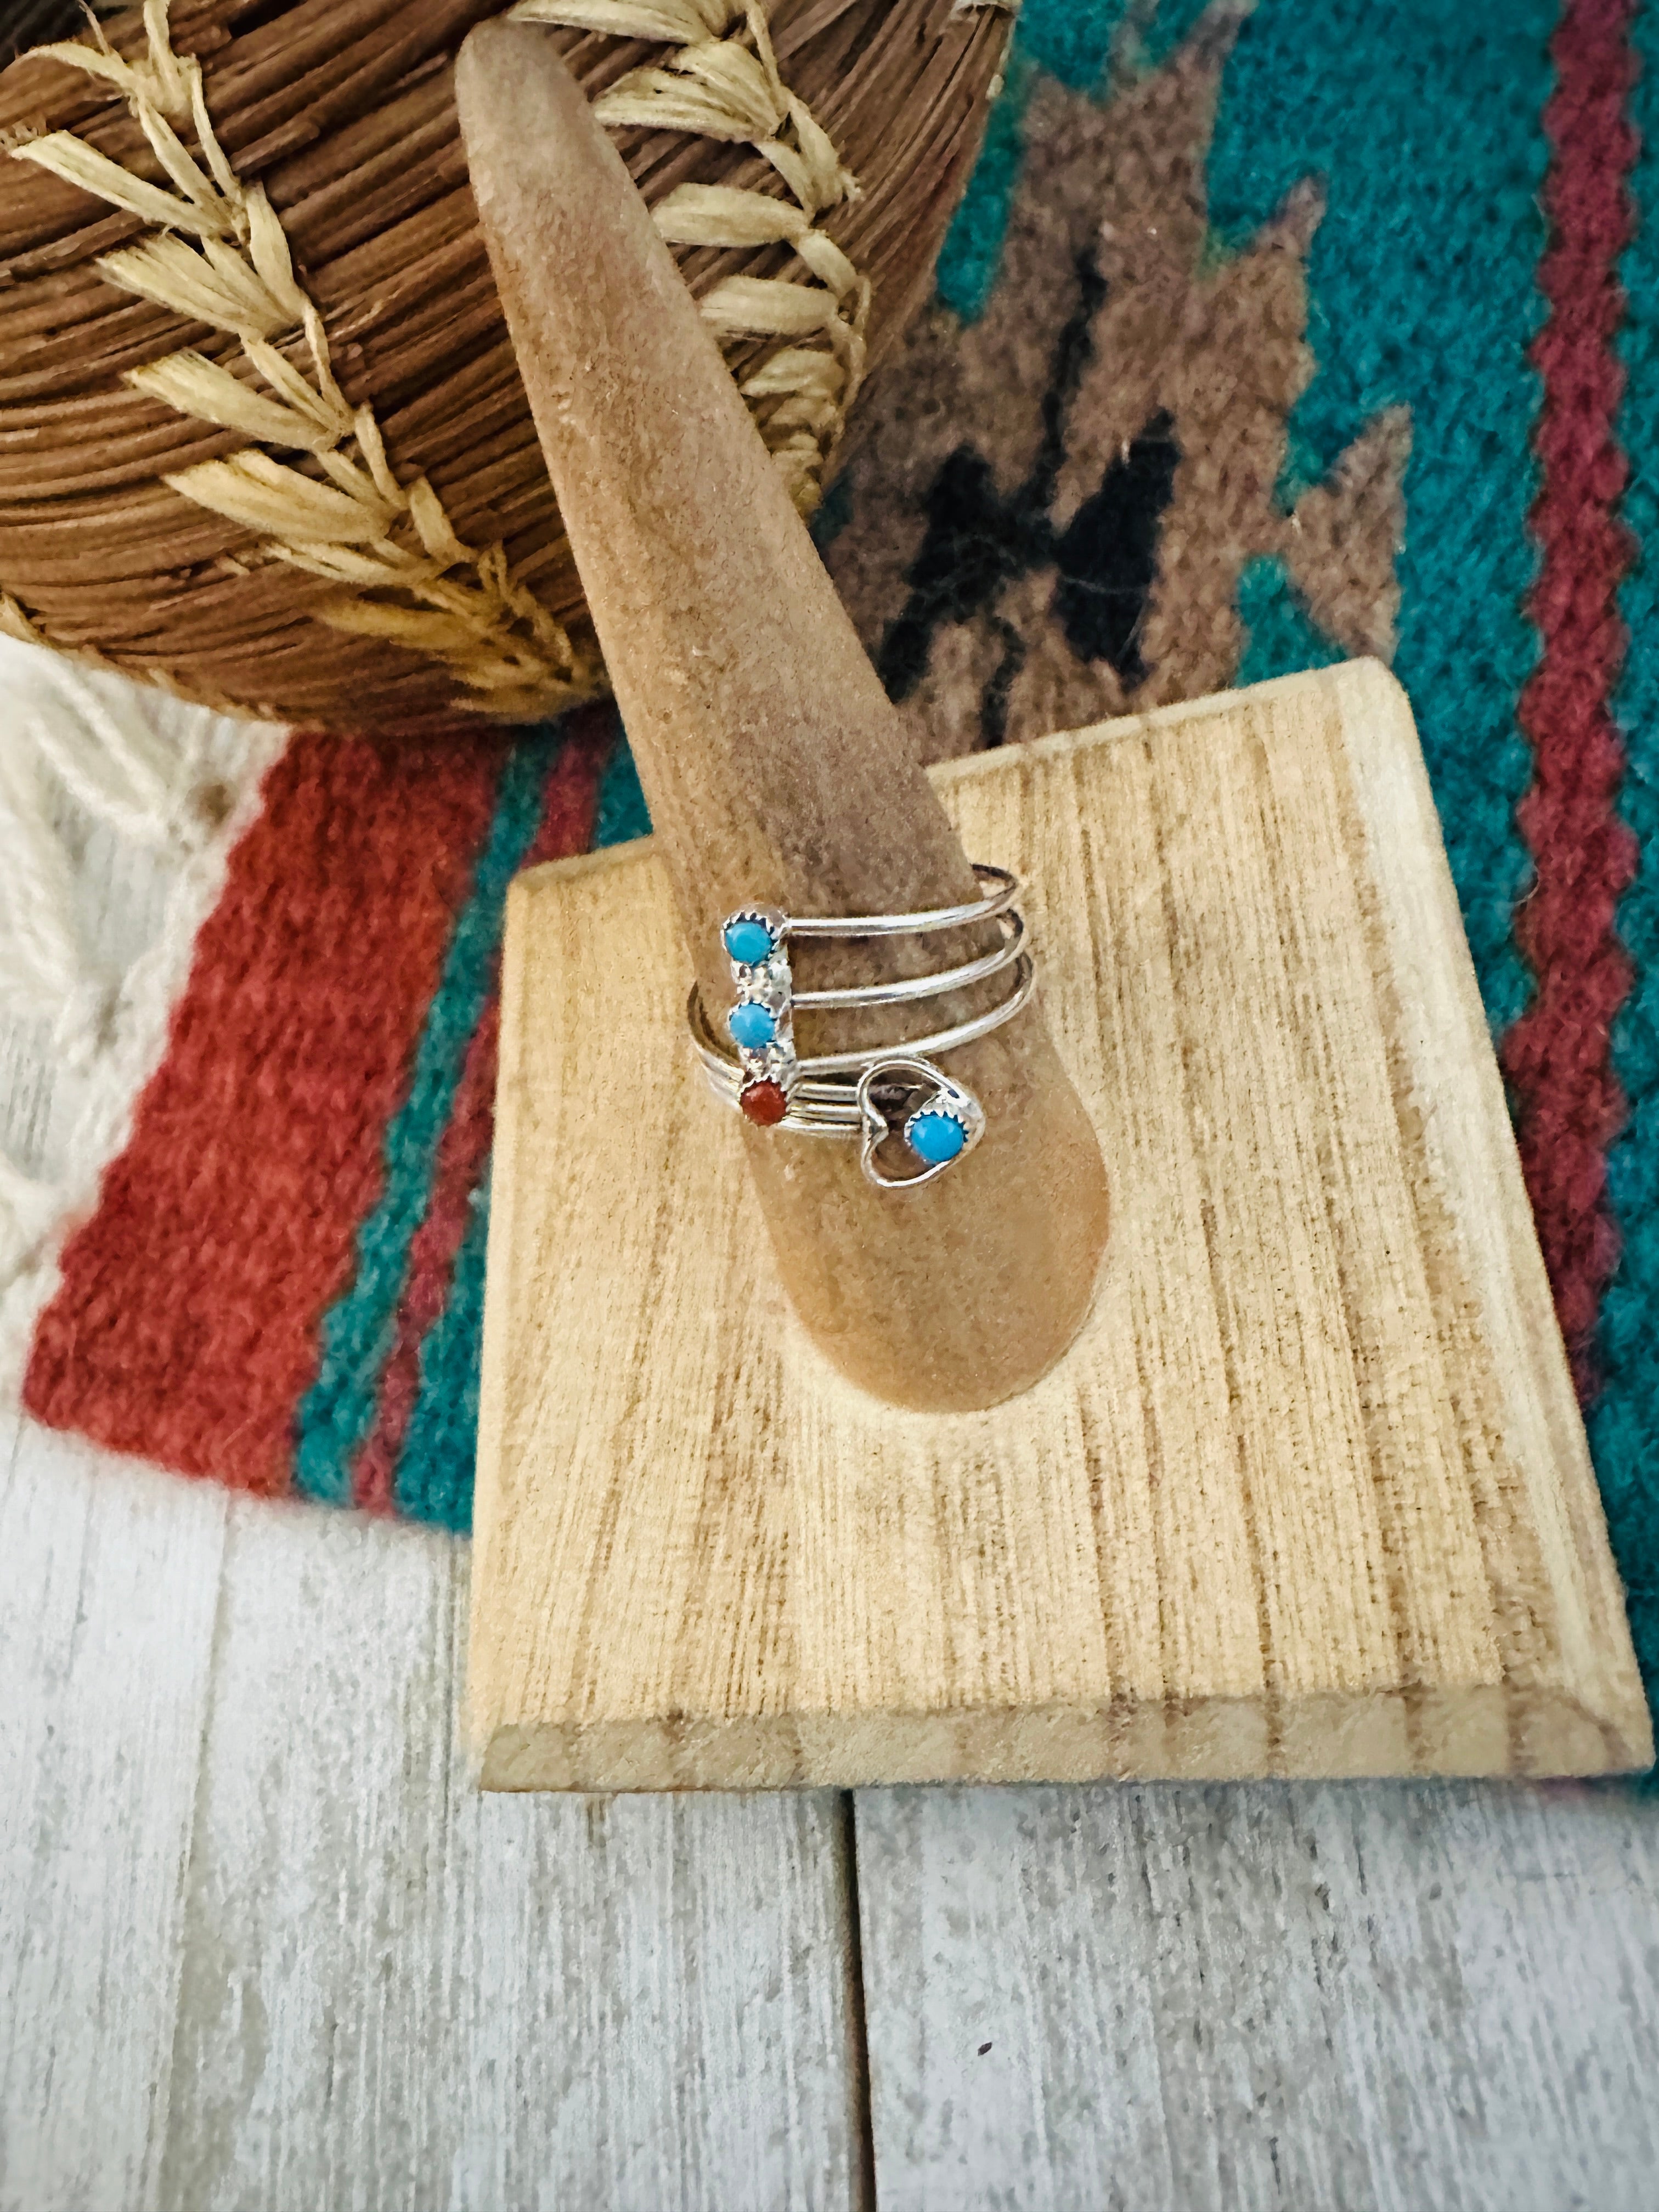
1589,1,1659,1720
393,1186,492,1531
388,726,651,1532
1013,0,1120,87
1236,556,1341,688
594,730,652,847
934,1,1244,324
1203,0,1550,1039
364,725,647,1531
936,47,1042,323
293,733,557,1505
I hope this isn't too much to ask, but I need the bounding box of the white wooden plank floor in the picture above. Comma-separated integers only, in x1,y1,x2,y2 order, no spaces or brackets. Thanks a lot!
0,1413,862,2212
12,1409,1659,2212
854,1780,1659,2211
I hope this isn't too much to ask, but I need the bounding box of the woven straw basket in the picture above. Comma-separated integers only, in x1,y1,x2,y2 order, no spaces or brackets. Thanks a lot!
0,0,1009,729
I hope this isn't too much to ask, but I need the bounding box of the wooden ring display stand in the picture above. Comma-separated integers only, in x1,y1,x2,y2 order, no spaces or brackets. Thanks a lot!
460,29,1652,1790
470,662,1651,1789
461,23,1112,1417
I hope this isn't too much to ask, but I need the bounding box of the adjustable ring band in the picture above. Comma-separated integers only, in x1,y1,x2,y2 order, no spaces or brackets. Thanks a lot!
689,952,1035,1088
764,862,1018,942
793,909,1024,1011
696,862,1034,1185
697,1041,995,1189
696,914,1028,1059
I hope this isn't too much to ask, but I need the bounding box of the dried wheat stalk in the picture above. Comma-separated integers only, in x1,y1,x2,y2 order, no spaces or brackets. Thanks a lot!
0,0,1010,727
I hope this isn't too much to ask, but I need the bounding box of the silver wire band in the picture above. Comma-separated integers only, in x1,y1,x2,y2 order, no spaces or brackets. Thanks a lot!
703,862,1032,1182
787,907,1024,1011
780,862,1018,941
690,951,1035,1103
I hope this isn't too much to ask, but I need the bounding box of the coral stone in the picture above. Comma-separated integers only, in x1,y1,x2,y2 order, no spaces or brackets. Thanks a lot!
739,1079,790,1127
727,999,778,1051
723,917,775,966
907,1110,966,1165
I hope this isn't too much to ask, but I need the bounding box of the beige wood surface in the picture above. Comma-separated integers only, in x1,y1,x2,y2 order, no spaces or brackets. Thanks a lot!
472,659,1649,1786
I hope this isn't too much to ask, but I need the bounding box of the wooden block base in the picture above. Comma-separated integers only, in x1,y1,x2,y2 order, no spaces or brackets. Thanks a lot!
469,663,1651,1788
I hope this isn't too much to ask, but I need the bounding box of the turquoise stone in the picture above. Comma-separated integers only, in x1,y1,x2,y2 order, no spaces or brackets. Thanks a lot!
907,1109,966,1165
727,999,777,1051
723,917,774,966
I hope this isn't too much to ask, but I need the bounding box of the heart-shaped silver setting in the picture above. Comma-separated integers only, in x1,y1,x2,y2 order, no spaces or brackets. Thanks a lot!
855,1056,985,1190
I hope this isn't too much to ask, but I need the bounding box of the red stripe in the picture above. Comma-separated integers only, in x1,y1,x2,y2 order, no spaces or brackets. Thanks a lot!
1500,0,1640,1399
24,727,510,1493
352,708,612,1511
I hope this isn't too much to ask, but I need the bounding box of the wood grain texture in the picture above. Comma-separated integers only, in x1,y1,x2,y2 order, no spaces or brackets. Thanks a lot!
458,25,1108,1412
471,661,1651,1787
0,1415,226,2212
854,1780,1659,2212
0,1415,861,2212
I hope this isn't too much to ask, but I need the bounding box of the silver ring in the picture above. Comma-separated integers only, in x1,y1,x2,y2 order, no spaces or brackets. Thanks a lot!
689,952,1035,1085
689,860,1034,1185
794,908,1025,1010
757,863,1019,942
